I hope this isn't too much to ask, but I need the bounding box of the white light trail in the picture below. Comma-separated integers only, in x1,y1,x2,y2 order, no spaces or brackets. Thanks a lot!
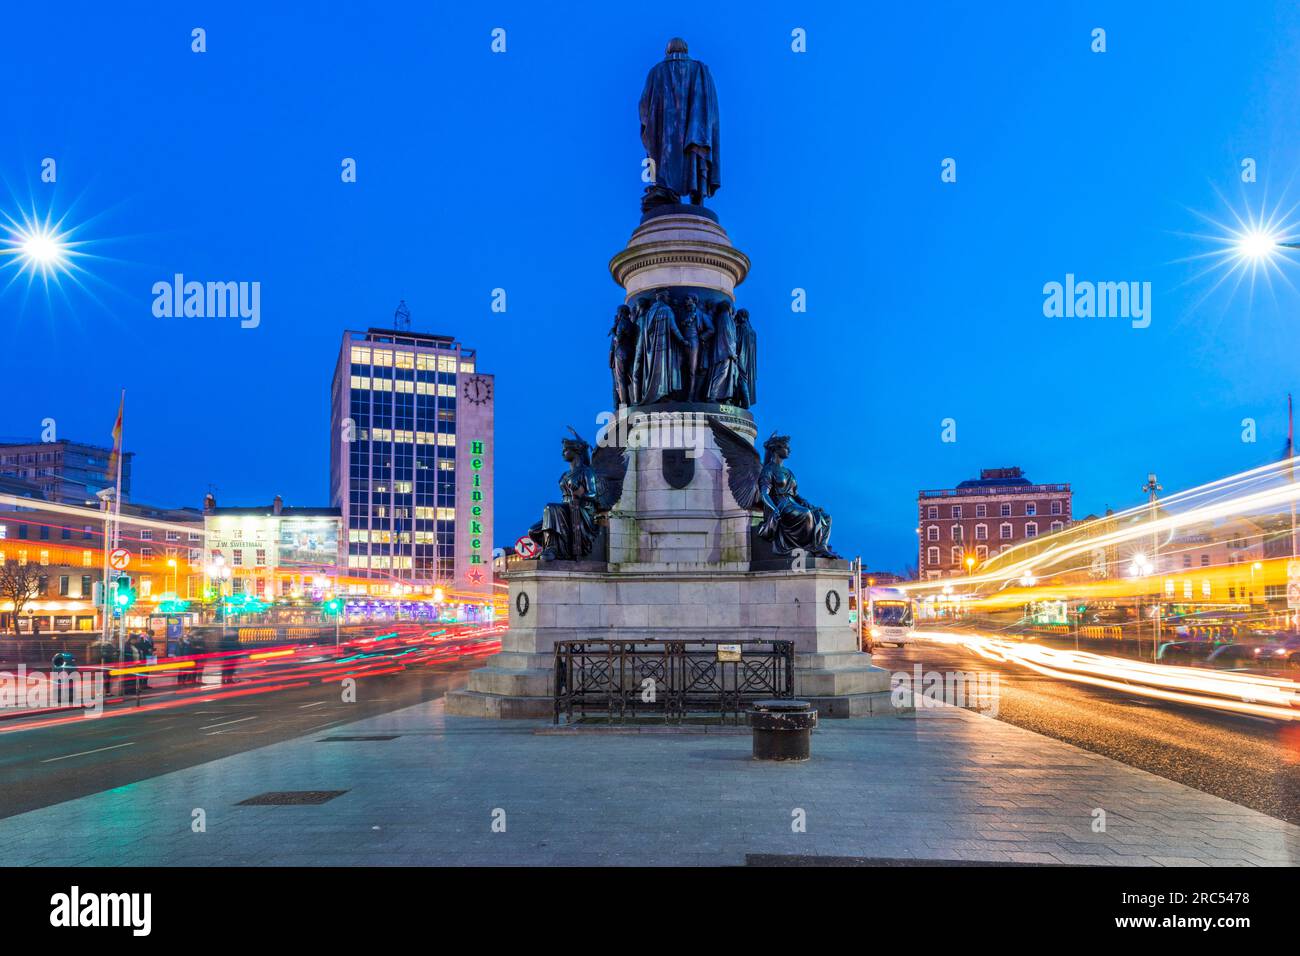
916,630,1299,721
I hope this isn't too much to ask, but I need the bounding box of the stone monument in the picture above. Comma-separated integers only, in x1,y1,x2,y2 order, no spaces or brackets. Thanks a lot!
447,38,895,719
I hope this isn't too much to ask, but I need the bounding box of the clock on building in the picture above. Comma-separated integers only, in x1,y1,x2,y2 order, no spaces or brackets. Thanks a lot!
463,375,492,405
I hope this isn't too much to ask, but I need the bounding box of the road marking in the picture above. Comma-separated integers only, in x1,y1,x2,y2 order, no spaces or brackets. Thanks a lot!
41,742,135,763
298,701,328,709
199,715,259,731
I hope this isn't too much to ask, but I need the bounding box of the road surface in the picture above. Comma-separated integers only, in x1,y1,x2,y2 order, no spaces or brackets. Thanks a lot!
873,638,1300,825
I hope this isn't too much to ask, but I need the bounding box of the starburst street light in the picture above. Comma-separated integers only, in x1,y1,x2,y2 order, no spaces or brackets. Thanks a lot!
0,209,79,283
1180,197,1300,308
1233,226,1300,262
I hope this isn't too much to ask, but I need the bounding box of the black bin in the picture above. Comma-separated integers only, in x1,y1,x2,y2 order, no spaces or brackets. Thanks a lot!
748,699,818,761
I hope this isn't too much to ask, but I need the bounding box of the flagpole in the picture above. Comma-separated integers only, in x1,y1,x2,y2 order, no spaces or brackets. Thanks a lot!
114,390,126,654
1289,393,1297,633
113,389,125,541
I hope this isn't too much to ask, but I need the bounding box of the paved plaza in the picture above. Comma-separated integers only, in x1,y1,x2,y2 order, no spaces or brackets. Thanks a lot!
3,701,1296,867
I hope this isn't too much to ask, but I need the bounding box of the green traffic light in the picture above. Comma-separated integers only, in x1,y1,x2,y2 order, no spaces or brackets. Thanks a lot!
113,577,136,609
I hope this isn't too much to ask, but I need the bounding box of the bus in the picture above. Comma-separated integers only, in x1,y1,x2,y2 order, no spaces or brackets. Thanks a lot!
866,587,916,648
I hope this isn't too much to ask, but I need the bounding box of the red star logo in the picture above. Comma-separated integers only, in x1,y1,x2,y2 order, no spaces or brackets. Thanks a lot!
467,568,485,586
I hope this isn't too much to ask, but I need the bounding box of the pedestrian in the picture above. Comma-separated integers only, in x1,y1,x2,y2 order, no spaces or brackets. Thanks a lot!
219,630,240,684
175,633,194,686
188,632,207,686
137,632,156,690
51,651,76,706
121,634,141,696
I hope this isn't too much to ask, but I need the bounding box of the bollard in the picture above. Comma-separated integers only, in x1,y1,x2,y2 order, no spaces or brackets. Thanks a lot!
748,699,817,761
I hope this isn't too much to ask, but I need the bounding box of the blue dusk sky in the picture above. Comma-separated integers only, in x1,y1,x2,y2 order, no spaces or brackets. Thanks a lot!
2,1,1298,573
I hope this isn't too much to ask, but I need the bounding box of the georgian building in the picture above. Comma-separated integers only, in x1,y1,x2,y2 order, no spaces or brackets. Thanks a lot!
917,467,1072,580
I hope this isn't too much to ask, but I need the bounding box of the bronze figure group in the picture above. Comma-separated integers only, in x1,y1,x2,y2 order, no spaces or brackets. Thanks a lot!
608,294,757,409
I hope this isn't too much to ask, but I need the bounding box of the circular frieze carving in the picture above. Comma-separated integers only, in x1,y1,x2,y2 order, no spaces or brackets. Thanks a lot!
824,589,841,615
516,591,530,617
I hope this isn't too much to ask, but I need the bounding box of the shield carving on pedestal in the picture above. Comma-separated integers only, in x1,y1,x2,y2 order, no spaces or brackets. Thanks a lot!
662,449,694,489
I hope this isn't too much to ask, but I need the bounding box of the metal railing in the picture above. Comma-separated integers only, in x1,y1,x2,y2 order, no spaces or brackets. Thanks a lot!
553,639,794,724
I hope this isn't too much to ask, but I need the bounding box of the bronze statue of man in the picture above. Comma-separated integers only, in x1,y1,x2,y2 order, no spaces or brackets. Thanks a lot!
632,290,686,405
608,304,639,406
678,294,704,401
705,299,738,403
735,308,757,408
639,38,721,208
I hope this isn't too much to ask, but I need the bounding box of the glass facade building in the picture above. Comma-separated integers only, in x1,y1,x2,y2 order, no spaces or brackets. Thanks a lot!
329,328,494,598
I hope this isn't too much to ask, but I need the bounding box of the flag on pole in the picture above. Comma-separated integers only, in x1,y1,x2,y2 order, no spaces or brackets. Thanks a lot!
106,392,124,482
1284,393,1295,483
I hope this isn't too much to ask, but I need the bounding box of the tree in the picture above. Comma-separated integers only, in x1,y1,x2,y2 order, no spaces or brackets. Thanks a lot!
0,559,42,635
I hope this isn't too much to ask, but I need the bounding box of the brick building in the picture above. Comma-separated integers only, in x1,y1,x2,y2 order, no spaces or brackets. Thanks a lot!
917,467,1072,580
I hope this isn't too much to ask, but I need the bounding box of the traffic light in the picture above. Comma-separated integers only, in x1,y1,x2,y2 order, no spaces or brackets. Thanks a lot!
322,596,344,616
113,576,136,610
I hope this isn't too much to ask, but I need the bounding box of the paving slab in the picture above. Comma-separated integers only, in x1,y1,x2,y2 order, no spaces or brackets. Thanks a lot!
0,700,1296,866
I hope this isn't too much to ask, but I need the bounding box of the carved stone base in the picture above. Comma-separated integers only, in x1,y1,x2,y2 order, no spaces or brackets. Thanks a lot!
748,527,848,572
444,565,907,721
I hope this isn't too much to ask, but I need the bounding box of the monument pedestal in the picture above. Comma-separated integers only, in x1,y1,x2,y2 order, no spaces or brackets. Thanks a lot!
445,564,898,720
447,208,904,720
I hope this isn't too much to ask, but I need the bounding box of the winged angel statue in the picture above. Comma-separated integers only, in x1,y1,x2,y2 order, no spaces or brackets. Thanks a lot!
709,420,839,559
527,428,628,561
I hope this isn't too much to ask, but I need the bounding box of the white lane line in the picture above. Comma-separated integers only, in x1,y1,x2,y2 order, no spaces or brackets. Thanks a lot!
199,715,258,731
298,701,328,709
41,742,135,763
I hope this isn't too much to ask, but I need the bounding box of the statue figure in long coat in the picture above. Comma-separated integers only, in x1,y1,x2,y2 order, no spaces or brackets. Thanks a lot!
639,38,722,208
678,294,705,402
608,304,639,407
632,291,687,405
705,300,738,403
735,308,757,408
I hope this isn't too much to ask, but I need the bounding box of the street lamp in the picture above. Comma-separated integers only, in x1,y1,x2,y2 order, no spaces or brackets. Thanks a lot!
206,558,232,639
965,555,975,576
1235,230,1300,261
1129,554,1154,659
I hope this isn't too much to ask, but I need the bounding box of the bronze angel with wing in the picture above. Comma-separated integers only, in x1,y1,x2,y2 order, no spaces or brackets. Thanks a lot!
710,420,839,559
527,428,628,561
